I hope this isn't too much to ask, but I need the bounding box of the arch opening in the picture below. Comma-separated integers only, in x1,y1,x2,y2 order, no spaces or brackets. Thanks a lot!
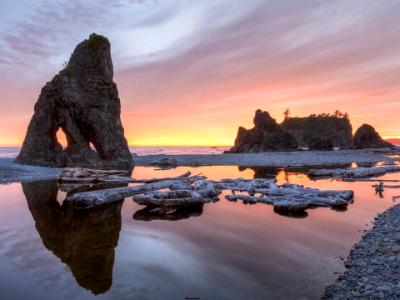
56,128,67,149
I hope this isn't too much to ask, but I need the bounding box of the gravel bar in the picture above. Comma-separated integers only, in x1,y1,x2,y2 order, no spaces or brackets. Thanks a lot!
135,149,397,167
0,158,60,184
323,204,400,299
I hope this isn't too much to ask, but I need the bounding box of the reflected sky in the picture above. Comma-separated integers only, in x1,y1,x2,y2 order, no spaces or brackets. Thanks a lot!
0,166,398,299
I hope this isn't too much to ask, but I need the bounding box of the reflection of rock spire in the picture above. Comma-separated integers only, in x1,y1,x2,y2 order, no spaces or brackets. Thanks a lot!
238,166,279,179
22,180,122,295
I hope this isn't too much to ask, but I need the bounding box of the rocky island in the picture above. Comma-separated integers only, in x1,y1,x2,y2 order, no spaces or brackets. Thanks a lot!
353,123,394,149
227,109,298,153
281,112,353,149
227,109,393,153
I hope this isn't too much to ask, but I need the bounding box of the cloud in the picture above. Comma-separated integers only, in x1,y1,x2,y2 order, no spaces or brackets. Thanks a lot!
0,0,400,145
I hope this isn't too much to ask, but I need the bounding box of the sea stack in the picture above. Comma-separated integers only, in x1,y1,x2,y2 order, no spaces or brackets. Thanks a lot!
281,114,353,149
16,34,133,168
353,124,393,149
228,109,298,153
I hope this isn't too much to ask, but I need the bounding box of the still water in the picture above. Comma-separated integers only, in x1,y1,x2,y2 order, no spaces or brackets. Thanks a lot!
0,166,398,300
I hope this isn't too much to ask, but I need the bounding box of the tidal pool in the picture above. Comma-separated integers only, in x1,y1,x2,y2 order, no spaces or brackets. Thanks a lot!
0,166,398,300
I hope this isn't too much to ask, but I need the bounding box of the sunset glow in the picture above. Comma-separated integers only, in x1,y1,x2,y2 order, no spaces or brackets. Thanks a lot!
1,0,399,146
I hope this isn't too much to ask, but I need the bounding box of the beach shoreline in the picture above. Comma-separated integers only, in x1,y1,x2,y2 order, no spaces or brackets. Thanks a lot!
323,204,400,299
0,148,398,184
135,149,398,167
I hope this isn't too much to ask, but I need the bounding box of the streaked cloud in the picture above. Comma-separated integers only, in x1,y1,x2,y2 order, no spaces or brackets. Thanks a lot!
0,0,399,145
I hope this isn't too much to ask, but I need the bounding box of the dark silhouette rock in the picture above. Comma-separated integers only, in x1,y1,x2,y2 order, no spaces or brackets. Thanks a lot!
16,33,133,169
308,136,334,150
133,204,203,221
228,110,298,153
238,166,279,179
22,180,122,295
281,114,352,149
353,124,394,149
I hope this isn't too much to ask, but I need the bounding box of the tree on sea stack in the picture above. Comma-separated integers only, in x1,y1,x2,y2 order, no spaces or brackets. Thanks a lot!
16,34,133,169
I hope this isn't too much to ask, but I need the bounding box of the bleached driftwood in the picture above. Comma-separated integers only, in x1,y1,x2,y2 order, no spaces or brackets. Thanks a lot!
66,179,192,207
66,172,353,215
66,175,220,208
227,193,348,209
213,178,276,193
59,167,133,183
372,184,400,189
224,180,352,214
308,165,400,179
343,178,400,182
132,181,221,206
131,171,192,183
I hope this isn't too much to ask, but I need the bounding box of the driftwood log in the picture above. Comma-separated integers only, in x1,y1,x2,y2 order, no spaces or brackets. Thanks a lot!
66,178,195,208
308,165,400,179
372,184,400,189
59,167,133,183
131,171,192,183
343,178,400,182
223,178,352,214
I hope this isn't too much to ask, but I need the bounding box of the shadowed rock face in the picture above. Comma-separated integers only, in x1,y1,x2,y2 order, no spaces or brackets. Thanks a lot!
16,33,133,169
281,115,353,149
238,166,279,178
229,110,298,153
353,124,393,149
133,204,204,221
22,181,122,295
308,136,334,150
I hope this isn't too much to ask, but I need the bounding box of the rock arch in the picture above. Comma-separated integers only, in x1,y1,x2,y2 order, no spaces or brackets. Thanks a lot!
16,34,133,169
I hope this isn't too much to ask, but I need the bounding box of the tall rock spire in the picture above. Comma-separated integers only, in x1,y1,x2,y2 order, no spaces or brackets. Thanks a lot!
16,33,133,169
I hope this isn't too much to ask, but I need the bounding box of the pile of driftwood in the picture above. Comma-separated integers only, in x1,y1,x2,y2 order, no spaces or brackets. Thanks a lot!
308,165,400,179
64,169,354,215
67,172,221,208
59,168,134,183
218,178,353,214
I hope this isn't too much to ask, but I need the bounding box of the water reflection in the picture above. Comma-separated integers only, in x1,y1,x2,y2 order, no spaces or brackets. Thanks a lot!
238,166,279,178
22,181,122,295
133,204,204,221
0,166,398,299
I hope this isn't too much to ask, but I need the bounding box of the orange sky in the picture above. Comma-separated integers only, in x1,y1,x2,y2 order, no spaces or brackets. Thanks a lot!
0,1,399,146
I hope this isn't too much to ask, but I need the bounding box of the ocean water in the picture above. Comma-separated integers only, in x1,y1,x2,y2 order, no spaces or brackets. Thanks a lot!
0,164,398,299
0,146,229,158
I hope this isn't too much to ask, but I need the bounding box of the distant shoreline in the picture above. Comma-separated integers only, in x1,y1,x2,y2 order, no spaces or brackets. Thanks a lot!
135,148,399,167
1,148,398,184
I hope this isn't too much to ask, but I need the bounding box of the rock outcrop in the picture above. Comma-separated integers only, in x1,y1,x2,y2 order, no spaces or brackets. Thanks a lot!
353,124,393,149
281,115,353,149
229,110,298,153
16,33,133,169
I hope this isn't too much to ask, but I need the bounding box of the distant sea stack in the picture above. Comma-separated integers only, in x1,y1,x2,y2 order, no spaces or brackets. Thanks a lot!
16,34,133,168
281,113,353,149
353,124,394,149
228,109,298,153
